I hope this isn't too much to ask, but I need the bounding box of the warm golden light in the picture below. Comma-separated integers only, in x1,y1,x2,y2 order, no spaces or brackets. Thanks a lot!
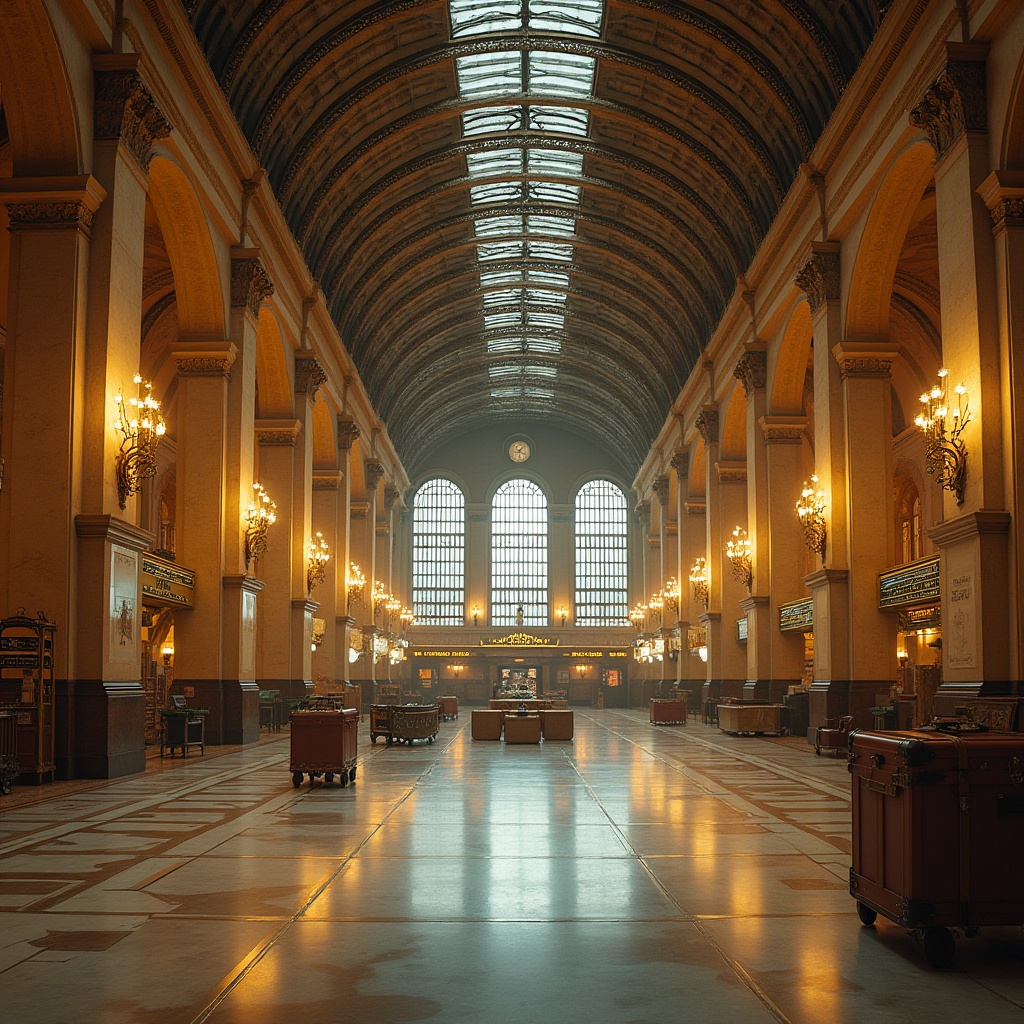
346,563,366,610
243,482,277,570
915,367,970,505
306,532,330,594
726,527,753,593
113,374,166,510
689,557,709,611
795,473,827,561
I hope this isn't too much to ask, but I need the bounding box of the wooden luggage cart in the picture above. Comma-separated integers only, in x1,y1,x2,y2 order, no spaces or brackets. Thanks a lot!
289,706,359,787
369,703,439,746
849,723,1024,968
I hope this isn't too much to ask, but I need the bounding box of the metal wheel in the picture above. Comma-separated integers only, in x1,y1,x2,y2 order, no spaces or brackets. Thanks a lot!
922,927,956,969
857,902,877,926
348,767,357,783
339,771,348,787
291,771,303,788
1,777,12,796
324,772,334,784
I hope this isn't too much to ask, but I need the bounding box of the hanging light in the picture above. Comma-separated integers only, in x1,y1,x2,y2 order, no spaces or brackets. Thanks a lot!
306,532,330,595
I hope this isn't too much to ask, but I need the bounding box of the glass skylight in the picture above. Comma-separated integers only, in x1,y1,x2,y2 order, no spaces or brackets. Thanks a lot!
477,240,524,261
486,335,563,355
484,312,523,329
489,363,558,379
456,51,521,98
490,386,556,400
450,0,521,37
479,269,571,288
462,106,522,135
456,52,596,99
467,149,524,177
525,335,562,353
475,214,524,237
529,52,595,96
529,180,580,204
480,269,523,287
527,311,565,329
525,288,566,306
526,240,573,261
529,105,590,135
487,337,522,354
529,269,570,288
527,214,574,236
450,0,604,39
528,0,604,38
482,288,523,307
528,148,584,175
470,181,523,206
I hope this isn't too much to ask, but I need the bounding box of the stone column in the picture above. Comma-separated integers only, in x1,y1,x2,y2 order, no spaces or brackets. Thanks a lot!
334,418,358,685
363,459,385,694
651,474,675,689
466,502,490,629
912,47,1012,700
550,502,572,631
312,472,342,692
979,171,1024,681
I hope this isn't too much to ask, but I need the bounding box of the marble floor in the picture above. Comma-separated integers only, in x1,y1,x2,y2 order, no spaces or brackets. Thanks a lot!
1,709,1022,1024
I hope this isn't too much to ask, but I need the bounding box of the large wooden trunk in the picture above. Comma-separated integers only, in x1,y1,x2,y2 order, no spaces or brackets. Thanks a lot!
649,698,686,725
289,708,358,786
849,727,1024,966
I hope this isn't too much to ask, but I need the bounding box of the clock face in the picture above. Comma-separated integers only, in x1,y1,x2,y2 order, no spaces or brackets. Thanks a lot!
509,440,531,463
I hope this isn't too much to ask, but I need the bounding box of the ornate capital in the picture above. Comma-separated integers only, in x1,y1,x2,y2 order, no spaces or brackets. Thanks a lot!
717,461,747,484
910,55,987,161
670,450,688,478
7,200,97,233
760,416,807,443
383,484,401,512
255,418,301,446
312,474,341,491
173,342,237,378
795,246,840,313
230,253,274,317
694,408,719,446
652,475,670,507
337,417,360,451
733,350,767,397
364,459,386,491
634,499,651,530
295,354,327,402
978,171,1024,232
93,67,171,171
832,341,896,380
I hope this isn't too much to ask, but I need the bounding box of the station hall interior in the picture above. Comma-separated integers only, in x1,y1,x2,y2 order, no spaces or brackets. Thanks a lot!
3,0,1024,1021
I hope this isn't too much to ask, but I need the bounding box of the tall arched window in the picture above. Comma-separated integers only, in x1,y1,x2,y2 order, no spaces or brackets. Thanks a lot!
412,478,466,625
574,479,628,626
492,478,548,626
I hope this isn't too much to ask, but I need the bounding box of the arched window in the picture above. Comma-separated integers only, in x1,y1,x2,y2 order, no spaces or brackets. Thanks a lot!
894,472,922,564
492,478,548,626
412,478,465,625
574,479,628,626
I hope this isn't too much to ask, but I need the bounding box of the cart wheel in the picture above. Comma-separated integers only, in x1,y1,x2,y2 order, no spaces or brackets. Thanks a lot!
348,767,357,783
370,734,377,744
922,927,956,969
339,771,349,787
1,777,12,796
291,771,303,788
814,745,821,755
428,735,434,744
324,772,334,784
856,902,877,927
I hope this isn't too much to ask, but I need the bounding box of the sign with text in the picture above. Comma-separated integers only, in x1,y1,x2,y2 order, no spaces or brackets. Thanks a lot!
142,554,196,609
878,555,940,608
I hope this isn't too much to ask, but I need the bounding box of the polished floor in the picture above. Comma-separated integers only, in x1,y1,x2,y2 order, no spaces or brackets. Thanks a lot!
1,709,1023,1023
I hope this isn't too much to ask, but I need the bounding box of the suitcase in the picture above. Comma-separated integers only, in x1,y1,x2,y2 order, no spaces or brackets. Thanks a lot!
848,725,1024,967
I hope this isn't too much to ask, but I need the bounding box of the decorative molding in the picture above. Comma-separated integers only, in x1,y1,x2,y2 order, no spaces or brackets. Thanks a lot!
695,408,719,446
383,484,400,512
93,66,172,171
635,499,651,530
294,354,327,401
717,462,747,484
230,253,274,317
910,53,987,160
652,475,670,507
670,450,688,478
255,418,301,446
733,350,767,397
987,197,1024,230
760,416,807,443
337,417,360,451
173,349,235,377
795,246,840,313
312,475,341,491
978,171,1024,232
5,201,96,233
364,459,386,491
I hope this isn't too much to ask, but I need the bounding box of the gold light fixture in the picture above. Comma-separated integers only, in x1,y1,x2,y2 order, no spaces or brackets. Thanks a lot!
113,374,166,509
661,577,680,618
471,605,481,626
557,605,568,626
629,603,647,633
400,607,414,636
306,531,330,595
575,663,587,678
243,482,277,570
726,527,753,593
795,474,827,561
648,591,664,628
346,563,366,610
372,580,390,624
311,617,326,652
915,368,970,505
689,557,709,611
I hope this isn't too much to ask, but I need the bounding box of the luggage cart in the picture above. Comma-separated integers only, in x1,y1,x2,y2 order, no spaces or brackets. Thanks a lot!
289,707,358,787
849,722,1024,968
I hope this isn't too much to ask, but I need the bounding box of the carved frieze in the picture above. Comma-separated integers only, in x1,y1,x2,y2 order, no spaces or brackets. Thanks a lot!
987,197,1024,231
295,355,327,401
834,355,893,379
230,255,274,317
364,459,386,491
255,420,301,446
695,408,719,446
795,248,840,312
175,355,233,377
5,201,96,234
717,463,747,483
910,58,987,161
337,417,360,451
94,68,171,171
312,475,341,491
733,350,767,397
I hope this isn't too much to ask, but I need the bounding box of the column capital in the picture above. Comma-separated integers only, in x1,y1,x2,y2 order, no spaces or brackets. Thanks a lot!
831,340,898,380
337,417,360,451
313,472,343,491
684,500,706,516
383,484,401,512
670,449,688,478
634,498,651,530
795,242,841,314
909,44,988,161
255,418,302,446
93,56,172,172
977,170,1024,232
759,415,807,444
652,474,670,507
230,248,274,318
716,460,746,484
295,353,327,402
173,340,238,377
733,349,766,398
694,407,719,446
0,175,106,235
364,459,386,491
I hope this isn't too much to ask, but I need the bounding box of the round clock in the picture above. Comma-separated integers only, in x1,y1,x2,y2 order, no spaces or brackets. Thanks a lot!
509,440,531,463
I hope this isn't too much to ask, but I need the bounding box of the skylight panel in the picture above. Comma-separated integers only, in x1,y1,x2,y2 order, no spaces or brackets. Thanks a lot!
471,181,524,206
524,386,555,399
475,214,524,237
525,335,562,353
526,239,573,261
477,240,524,261
462,106,522,135
526,269,570,288
483,288,523,307
480,269,523,287
489,363,522,378
525,363,557,377
528,52,595,97
450,0,522,37
490,387,521,399
528,180,581,204
525,288,566,306
528,0,604,37
487,337,522,354
485,311,522,329
527,214,574,237
457,51,522,98
527,311,564,329
527,148,584,176
529,105,590,136
467,149,524,177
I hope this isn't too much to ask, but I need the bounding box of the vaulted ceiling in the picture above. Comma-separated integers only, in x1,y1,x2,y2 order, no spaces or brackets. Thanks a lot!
183,0,884,475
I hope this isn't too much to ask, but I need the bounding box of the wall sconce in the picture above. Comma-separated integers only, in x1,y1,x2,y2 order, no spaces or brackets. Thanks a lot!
795,474,828,561
471,605,482,626
451,662,464,676
346,563,366,611
113,374,166,510
647,592,664,628
306,531,330,595
161,645,174,667
575,663,587,678
915,368,970,505
661,577,680,618
311,617,326,652
558,605,568,626
689,557,709,611
372,580,390,624
243,482,276,570
629,603,647,633
726,527,753,593
400,607,414,634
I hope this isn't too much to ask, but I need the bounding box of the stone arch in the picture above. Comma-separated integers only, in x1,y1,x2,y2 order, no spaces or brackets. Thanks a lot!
0,1,82,175
893,457,925,564
311,394,336,467
769,301,812,417
255,306,292,417
846,141,935,340
1001,45,1024,168
148,155,225,339
718,382,747,461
